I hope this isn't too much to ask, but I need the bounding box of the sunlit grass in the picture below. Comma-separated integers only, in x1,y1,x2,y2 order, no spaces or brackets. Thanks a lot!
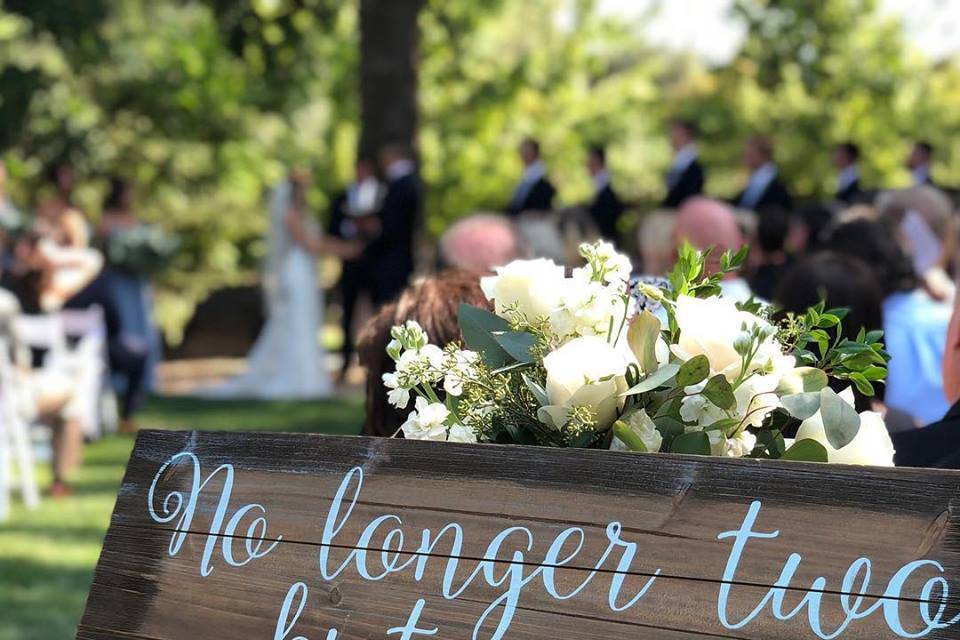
0,395,364,640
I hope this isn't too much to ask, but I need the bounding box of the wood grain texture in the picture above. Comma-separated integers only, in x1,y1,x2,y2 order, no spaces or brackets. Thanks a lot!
78,430,960,639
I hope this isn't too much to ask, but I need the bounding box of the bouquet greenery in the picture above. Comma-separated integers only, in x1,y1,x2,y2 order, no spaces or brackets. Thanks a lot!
383,241,895,465
103,225,180,277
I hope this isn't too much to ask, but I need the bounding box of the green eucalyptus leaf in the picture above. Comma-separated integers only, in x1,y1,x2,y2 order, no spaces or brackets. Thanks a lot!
670,431,712,456
780,439,829,462
621,363,680,396
493,331,538,363
522,373,550,406
702,374,735,410
676,354,710,387
820,387,861,449
781,392,821,420
458,304,513,368
776,367,828,395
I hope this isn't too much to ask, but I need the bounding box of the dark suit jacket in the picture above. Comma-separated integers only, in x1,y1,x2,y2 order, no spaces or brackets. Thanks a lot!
508,177,556,216
590,184,624,241
893,401,960,468
735,177,793,213
662,160,704,209
835,178,861,204
366,173,421,303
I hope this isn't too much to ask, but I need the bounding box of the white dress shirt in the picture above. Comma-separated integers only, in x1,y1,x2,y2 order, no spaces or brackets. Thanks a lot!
837,164,859,193
667,144,698,188
912,164,932,186
739,162,778,209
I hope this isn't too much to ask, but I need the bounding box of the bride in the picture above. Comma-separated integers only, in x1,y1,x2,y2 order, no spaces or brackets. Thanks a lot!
202,171,360,399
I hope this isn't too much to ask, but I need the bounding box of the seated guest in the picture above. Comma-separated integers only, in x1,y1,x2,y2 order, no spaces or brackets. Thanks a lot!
438,213,522,273
662,119,704,209
507,138,556,216
787,202,835,254
586,145,623,242
893,404,960,468
833,141,862,204
826,219,951,425
36,163,90,250
637,211,676,276
748,207,792,301
773,252,914,433
944,288,960,406
876,185,956,302
0,253,83,496
735,135,792,213
907,140,936,187
357,270,490,438
675,198,751,302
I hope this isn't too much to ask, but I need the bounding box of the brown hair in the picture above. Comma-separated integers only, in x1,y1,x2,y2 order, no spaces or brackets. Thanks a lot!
357,269,491,437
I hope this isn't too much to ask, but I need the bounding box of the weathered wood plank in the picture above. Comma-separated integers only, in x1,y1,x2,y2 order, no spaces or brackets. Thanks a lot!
78,430,960,639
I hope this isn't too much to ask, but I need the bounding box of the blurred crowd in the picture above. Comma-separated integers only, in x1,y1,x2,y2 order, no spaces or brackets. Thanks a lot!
348,126,960,469
0,165,160,496
3,120,960,500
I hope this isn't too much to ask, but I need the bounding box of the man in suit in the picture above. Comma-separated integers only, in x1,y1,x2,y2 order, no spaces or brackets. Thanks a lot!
832,141,862,204
367,144,421,305
662,119,704,208
328,157,383,379
735,135,792,213
508,137,556,216
586,145,623,242
907,141,936,187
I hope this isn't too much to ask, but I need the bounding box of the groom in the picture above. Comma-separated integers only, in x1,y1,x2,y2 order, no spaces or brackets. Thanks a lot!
367,144,422,305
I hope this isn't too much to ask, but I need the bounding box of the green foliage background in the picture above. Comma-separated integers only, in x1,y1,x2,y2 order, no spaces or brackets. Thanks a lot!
1,0,958,341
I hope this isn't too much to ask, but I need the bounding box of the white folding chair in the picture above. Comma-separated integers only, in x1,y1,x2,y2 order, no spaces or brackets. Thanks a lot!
60,307,114,438
0,336,40,521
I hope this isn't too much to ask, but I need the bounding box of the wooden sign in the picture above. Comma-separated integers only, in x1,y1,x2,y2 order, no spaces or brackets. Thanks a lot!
78,430,960,639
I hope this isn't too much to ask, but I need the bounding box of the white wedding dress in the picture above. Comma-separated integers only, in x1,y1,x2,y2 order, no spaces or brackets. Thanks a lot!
201,181,332,399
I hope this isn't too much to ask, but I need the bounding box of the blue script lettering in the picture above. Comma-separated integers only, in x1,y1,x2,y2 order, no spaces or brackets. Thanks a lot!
718,501,960,638
318,467,660,640
147,451,281,576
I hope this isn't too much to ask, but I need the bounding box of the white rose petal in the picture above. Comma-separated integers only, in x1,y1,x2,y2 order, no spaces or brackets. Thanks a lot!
480,258,566,322
539,335,629,430
796,394,895,466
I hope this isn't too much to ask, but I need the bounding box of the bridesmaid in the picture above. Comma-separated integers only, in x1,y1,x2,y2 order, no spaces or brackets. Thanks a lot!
97,178,161,431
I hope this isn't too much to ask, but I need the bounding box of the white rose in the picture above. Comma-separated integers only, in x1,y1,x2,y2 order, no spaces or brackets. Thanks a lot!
537,335,629,430
400,397,450,441
795,389,895,466
672,295,776,379
447,423,479,443
480,258,566,322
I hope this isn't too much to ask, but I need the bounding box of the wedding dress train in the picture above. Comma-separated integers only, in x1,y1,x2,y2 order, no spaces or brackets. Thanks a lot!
201,181,332,399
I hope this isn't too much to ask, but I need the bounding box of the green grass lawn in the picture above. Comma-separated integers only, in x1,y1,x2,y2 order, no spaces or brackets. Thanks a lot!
0,395,363,640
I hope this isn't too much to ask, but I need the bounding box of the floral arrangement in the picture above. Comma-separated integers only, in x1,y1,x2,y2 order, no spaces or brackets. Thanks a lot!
103,225,180,277
383,241,896,466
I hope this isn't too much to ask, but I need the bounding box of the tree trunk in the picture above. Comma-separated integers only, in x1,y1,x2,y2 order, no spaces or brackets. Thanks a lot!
358,0,425,162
